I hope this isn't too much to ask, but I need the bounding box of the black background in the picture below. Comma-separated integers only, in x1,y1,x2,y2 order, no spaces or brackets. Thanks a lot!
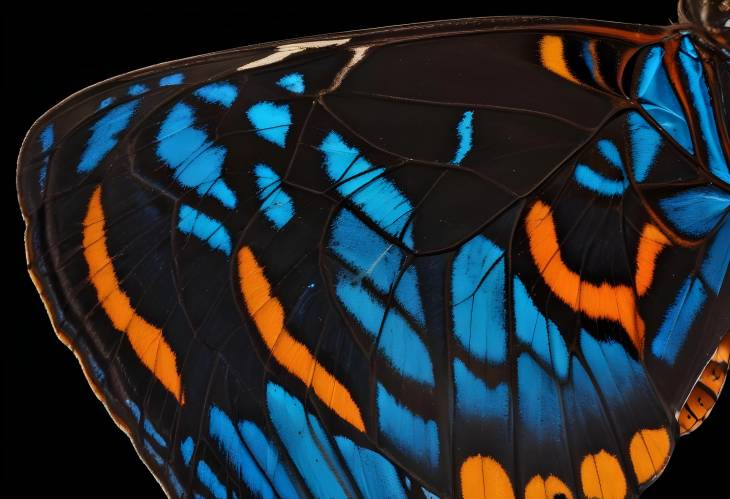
4,3,727,497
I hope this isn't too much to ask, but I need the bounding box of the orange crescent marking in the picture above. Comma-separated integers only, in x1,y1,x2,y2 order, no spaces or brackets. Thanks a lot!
237,246,365,432
83,186,184,404
580,450,627,499
540,35,580,84
525,200,645,352
629,427,671,485
460,455,515,499
635,224,670,296
525,474,574,499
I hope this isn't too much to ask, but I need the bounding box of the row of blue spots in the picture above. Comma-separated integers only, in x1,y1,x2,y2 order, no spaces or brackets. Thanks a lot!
451,235,507,364
126,399,168,448
513,277,570,380
700,217,730,294
157,102,237,208
160,73,185,86
677,36,730,184
652,278,708,364
128,83,149,96
627,111,663,182
38,124,54,190
574,139,628,197
181,436,195,466
335,436,407,499
580,331,651,406
330,209,425,325
335,271,434,386
658,185,730,237
142,441,185,498
194,82,238,108
209,404,294,498
253,163,295,230
636,46,694,154
144,440,164,466
246,102,292,148
178,204,232,255
77,100,138,172
85,355,106,383
277,72,305,94
518,353,564,445
376,383,440,470
422,487,440,499
266,382,355,499
320,131,415,248
197,460,227,499
452,111,474,165
453,358,509,423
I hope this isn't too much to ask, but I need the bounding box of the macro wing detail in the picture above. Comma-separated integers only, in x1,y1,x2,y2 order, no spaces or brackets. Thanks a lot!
17,17,729,498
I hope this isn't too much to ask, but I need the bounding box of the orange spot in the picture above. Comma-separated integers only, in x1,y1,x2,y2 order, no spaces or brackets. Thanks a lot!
237,247,365,432
460,455,515,499
580,450,627,499
525,474,574,499
83,187,184,404
525,201,645,352
629,427,671,485
635,224,670,296
540,35,579,84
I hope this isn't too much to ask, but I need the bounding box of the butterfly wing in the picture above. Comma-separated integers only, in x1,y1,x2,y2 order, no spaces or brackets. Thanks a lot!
17,16,730,498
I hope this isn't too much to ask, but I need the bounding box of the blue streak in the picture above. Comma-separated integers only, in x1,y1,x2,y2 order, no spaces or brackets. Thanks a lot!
77,100,138,172
178,204,232,255
452,111,474,164
253,163,294,229
659,186,730,237
335,436,407,499
195,82,238,108
652,278,708,364
277,73,305,94
160,73,184,86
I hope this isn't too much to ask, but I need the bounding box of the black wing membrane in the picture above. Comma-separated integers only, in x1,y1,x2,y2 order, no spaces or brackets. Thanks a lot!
17,16,730,498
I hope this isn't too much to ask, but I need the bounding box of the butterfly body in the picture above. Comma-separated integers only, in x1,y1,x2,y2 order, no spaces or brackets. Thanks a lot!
17,2,730,497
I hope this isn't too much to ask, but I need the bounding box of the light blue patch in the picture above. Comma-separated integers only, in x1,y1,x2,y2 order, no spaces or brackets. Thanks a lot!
168,470,185,497
678,37,730,183
77,100,138,172
143,440,164,465
335,436,407,499
701,217,730,294
178,204,232,255
581,331,649,405
451,236,506,364
194,82,238,108
160,73,184,86
128,84,148,96
336,273,434,386
238,421,299,499
157,103,237,208
513,278,569,379
659,186,730,237
597,139,623,169
452,111,474,165
574,164,628,196
197,460,227,499
40,125,54,152
144,420,167,448
277,72,305,94
422,488,440,499
652,278,708,364
209,405,275,499
453,358,509,422
253,163,295,229
247,101,292,147
376,383,439,469
98,97,114,110
126,399,141,421
181,437,194,466
637,46,694,153
582,41,595,77
266,383,352,499
320,131,414,248
627,112,663,182
331,209,425,325
517,353,563,442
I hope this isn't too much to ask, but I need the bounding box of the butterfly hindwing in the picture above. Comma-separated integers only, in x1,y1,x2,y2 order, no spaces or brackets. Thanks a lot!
18,16,730,498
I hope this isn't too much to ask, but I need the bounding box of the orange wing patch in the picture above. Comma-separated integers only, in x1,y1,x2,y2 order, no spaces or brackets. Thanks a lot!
540,35,580,84
525,474,574,499
580,450,627,499
525,200,645,352
460,455,515,499
237,246,365,432
83,186,184,404
629,427,671,485
635,224,670,297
